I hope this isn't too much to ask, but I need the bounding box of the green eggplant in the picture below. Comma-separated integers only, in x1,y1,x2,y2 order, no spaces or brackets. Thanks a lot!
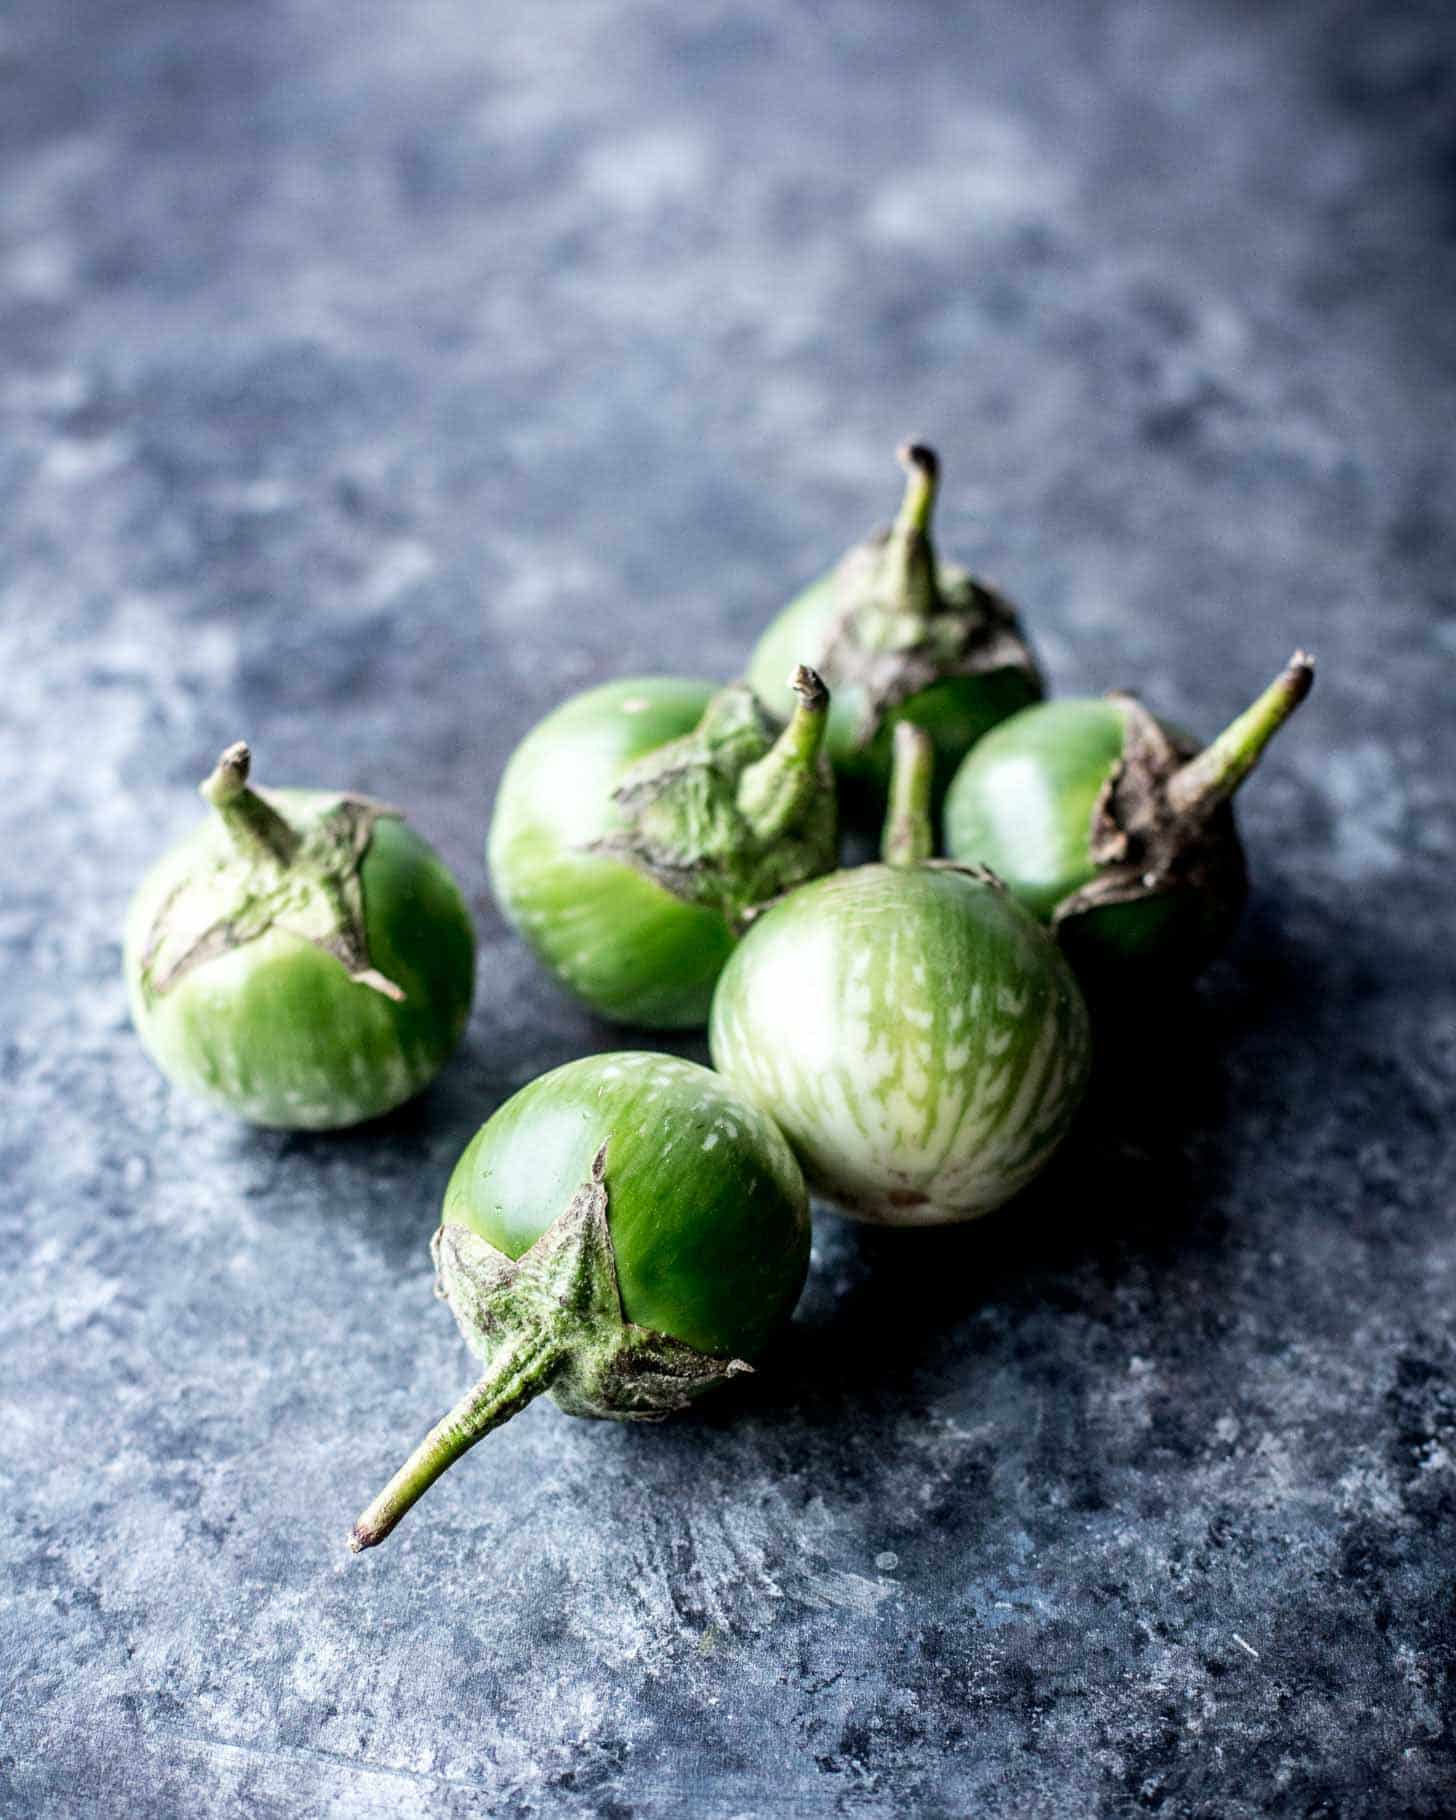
488,670,837,1029
125,743,475,1129
349,1053,811,1550
709,723,1090,1225
746,443,1042,819
942,653,1315,980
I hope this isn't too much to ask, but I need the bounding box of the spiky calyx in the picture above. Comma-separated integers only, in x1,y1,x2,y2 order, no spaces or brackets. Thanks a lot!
589,670,837,929
137,743,405,1005
348,1147,750,1552
818,444,1040,750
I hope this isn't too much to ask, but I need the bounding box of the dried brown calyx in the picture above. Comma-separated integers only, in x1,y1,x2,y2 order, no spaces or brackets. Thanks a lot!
817,443,1040,748
1053,652,1316,929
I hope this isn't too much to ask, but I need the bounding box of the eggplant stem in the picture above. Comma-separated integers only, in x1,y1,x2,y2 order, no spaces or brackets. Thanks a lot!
893,442,940,538
737,665,831,841
348,1329,563,1553
878,444,943,623
200,742,301,866
1164,652,1315,819
882,720,936,867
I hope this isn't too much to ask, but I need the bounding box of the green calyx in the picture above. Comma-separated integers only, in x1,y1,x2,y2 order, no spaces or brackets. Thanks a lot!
1055,652,1316,930
819,443,1039,748
349,1146,750,1552
138,742,405,1005
589,668,837,929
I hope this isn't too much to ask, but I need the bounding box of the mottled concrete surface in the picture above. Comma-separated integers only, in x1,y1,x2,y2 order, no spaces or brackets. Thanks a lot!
3,2,1455,1815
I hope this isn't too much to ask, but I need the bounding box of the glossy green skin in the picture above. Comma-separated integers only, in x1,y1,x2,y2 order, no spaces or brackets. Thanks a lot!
709,865,1091,1225
747,566,1041,812
125,798,476,1129
942,699,1245,978
488,678,744,1030
442,1053,811,1359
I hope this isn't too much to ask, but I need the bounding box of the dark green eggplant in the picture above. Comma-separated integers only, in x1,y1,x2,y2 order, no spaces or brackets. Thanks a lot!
349,1053,810,1550
488,670,837,1029
942,653,1315,980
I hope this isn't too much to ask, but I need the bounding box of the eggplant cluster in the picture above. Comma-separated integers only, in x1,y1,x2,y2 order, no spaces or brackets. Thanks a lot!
123,443,1313,1550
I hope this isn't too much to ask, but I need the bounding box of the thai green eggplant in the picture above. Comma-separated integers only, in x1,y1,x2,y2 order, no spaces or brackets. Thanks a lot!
349,1053,810,1550
942,653,1315,979
710,722,1090,1224
488,670,837,1029
746,443,1041,817
124,743,475,1129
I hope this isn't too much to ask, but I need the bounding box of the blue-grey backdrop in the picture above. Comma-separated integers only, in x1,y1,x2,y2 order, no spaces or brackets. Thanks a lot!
3,2,1453,1815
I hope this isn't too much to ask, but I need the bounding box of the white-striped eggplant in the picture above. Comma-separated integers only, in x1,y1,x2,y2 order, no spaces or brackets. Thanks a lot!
709,723,1090,1225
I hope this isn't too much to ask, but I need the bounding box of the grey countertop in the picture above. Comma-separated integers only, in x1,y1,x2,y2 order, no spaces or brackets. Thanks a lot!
3,2,1454,1815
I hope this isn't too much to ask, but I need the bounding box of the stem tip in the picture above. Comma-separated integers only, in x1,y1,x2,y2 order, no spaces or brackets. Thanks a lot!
788,664,829,712
893,444,940,539
200,741,252,807
1285,650,1316,700
897,442,939,485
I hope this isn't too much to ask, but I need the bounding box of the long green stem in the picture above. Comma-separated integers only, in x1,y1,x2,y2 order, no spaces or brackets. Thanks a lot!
1165,652,1315,819
349,1330,563,1552
200,742,301,866
737,666,830,841
882,720,935,867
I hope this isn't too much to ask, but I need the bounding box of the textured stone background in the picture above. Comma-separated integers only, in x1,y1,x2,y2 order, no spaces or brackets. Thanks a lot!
3,2,1454,1815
